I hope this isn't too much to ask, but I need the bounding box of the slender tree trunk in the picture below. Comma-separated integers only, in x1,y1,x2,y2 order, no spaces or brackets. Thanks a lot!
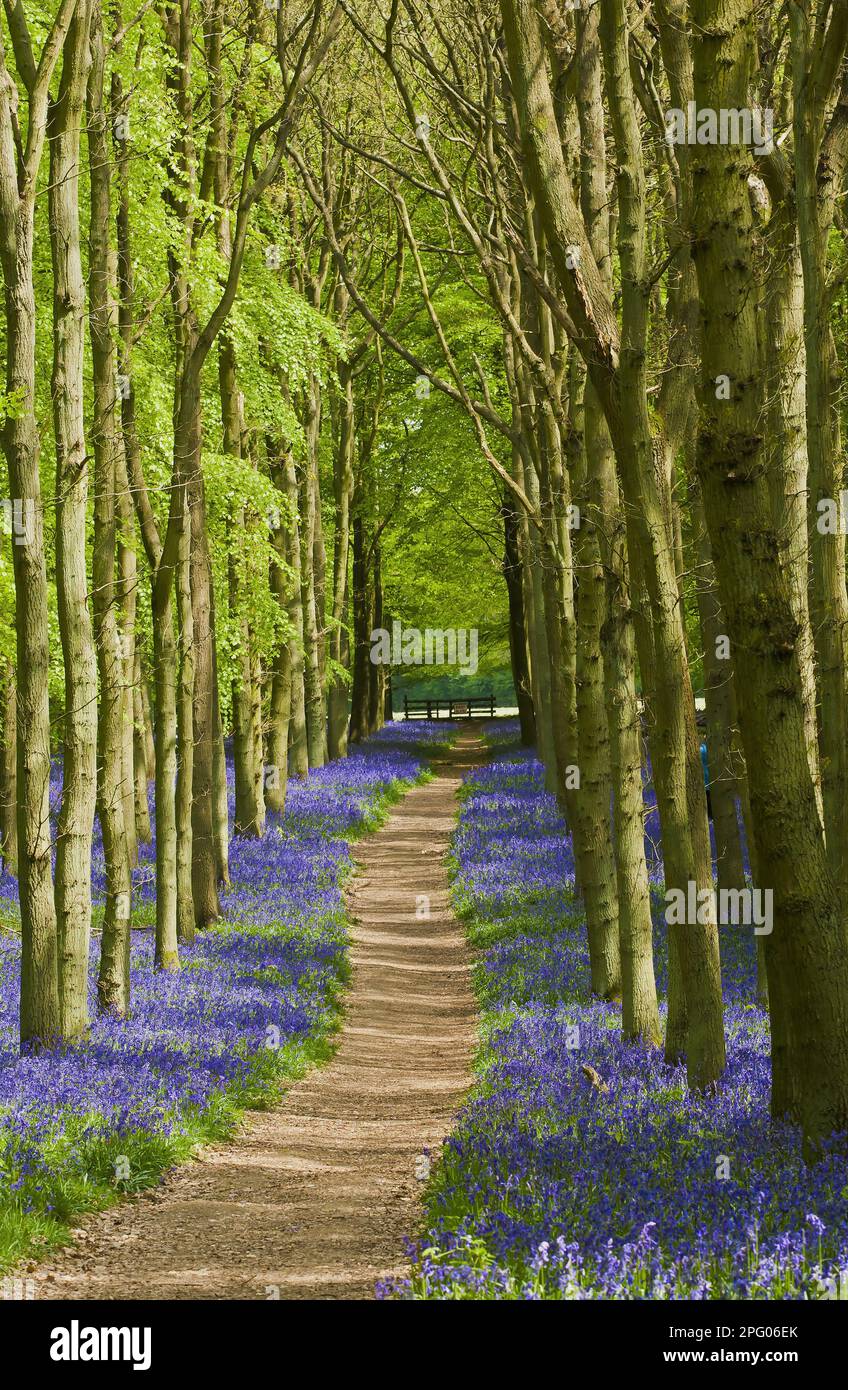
284,449,309,774
116,443,138,867
231,607,258,831
762,178,822,823
132,653,152,845
211,667,230,880
111,63,144,862
266,659,291,814
502,490,536,745
313,466,329,761
327,359,355,759
0,134,61,1051
163,2,201,941
267,492,292,814
691,483,746,894
221,338,261,834
152,582,179,970
568,387,622,1003
249,639,266,830
532,328,619,996
515,472,546,756
50,1,97,1040
574,7,658,1042
209,583,229,884
504,323,558,786
519,446,557,786
536,472,575,806
650,0,720,1066
348,496,372,745
175,495,195,944
141,672,155,783
189,465,222,922
300,386,327,766
368,542,385,735
88,4,132,1014
0,665,17,875
591,412,660,1044
790,10,848,894
114,59,179,965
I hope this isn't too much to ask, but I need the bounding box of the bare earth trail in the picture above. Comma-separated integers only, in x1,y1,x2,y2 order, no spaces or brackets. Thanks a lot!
31,733,483,1301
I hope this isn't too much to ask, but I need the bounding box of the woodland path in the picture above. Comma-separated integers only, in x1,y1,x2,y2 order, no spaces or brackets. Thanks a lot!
30,734,482,1300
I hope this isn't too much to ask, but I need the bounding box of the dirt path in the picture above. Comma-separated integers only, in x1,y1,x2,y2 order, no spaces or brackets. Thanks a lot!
30,733,482,1301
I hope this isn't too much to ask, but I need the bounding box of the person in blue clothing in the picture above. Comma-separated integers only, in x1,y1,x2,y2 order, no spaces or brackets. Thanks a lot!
700,740,712,820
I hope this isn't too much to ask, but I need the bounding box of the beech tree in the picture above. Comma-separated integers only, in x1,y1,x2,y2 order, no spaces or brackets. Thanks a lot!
0,0,80,1047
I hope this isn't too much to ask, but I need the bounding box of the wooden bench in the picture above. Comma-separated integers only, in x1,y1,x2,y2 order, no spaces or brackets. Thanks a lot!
403,694,496,720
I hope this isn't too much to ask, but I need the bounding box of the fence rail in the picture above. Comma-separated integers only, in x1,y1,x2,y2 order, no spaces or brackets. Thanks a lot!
403,694,496,720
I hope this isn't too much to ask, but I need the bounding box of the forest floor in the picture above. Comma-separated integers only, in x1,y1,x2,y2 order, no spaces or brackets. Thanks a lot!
27,734,482,1300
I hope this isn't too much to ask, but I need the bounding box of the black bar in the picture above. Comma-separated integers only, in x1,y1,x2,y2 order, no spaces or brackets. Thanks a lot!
7,1295,841,1375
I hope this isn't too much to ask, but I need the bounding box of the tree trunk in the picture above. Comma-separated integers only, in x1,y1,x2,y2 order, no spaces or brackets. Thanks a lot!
762,173,822,823
502,490,536,746
221,337,261,835
284,448,309,774
0,152,60,1052
368,542,385,735
175,494,195,945
249,639,266,830
112,62,148,863
519,443,558,789
568,382,622,1003
300,388,327,766
790,8,848,894
574,7,658,1042
592,417,661,1044
691,482,746,894
504,318,559,791
327,359,355,759
349,495,373,745
88,5,132,1014
151,579,180,970
132,653,152,845
0,666,17,875
189,466,222,923
210,585,229,884
113,55,179,968
50,1,97,1040
141,671,155,782
231,625,258,831
313,464,329,761
267,494,292,815
116,442,139,868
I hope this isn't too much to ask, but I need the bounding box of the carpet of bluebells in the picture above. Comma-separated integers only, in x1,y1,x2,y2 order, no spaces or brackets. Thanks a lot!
385,722,848,1300
0,721,451,1267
